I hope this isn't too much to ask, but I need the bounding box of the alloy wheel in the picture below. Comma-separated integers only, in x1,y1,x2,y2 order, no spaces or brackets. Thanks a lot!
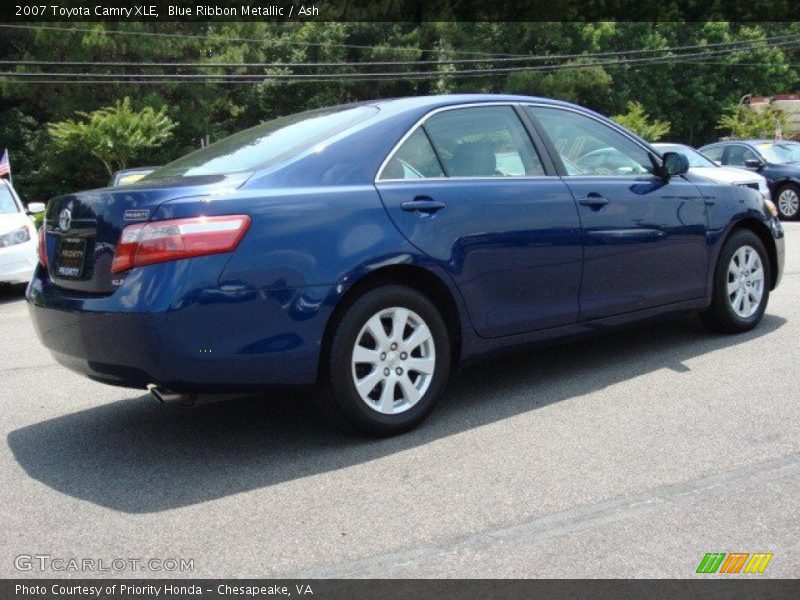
778,188,799,218
726,245,764,319
351,307,436,415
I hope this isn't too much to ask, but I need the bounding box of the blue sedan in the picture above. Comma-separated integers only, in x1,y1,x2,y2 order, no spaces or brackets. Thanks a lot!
28,95,786,435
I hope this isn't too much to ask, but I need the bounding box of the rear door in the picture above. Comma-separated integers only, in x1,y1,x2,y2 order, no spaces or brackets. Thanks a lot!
526,105,710,320
376,104,583,338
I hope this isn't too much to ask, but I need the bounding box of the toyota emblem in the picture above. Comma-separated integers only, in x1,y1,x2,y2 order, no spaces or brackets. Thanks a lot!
58,208,72,232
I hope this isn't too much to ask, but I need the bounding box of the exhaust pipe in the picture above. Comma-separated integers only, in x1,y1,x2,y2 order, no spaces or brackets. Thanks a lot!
147,384,197,407
147,384,247,407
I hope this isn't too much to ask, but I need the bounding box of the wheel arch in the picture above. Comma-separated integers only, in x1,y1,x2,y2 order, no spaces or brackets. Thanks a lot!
773,176,800,189
319,264,464,381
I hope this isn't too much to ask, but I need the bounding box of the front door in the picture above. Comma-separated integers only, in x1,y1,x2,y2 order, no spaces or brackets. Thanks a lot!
527,105,710,320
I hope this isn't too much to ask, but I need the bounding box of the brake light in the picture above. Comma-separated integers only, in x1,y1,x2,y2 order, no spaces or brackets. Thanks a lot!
111,215,251,274
38,225,47,268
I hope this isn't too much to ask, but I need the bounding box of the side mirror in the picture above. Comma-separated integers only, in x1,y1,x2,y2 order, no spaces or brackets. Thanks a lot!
661,152,690,178
26,202,45,214
744,159,764,170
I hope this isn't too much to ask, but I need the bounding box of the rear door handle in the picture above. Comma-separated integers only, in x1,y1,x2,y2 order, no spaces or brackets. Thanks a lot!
579,194,610,209
401,198,446,213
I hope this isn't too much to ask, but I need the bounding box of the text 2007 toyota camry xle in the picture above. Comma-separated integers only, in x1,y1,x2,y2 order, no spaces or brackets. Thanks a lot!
28,95,785,436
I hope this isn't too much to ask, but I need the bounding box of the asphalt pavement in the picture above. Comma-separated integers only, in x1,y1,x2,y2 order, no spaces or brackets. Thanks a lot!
1,223,798,578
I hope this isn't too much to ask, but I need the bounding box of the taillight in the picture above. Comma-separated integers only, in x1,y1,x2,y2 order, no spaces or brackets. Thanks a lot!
38,225,47,268
111,215,251,274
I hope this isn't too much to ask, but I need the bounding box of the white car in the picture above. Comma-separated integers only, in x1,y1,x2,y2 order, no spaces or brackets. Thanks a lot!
652,143,771,200
0,179,44,285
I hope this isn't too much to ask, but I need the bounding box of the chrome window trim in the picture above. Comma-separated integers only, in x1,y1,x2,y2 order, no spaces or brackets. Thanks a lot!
375,102,548,183
378,175,556,183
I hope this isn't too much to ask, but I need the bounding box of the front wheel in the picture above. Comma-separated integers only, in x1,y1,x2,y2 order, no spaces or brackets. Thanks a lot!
699,229,770,333
776,183,800,220
318,284,451,436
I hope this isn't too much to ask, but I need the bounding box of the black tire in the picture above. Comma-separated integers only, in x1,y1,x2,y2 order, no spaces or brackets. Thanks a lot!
317,284,451,436
775,183,800,221
699,229,771,334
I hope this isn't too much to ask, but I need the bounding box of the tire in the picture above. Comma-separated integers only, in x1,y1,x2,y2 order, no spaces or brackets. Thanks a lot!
775,183,800,220
699,229,771,334
317,284,451,436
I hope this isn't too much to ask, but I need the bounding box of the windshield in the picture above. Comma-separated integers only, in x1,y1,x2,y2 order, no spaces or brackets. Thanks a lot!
145,105,379,179
0,184,19,214
756,142,800,164
654,144,716,168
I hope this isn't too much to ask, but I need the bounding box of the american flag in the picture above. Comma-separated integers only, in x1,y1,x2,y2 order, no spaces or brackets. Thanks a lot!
0,149,10,178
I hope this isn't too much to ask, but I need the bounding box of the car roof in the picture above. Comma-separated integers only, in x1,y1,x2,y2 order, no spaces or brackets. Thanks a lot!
371,93,570,109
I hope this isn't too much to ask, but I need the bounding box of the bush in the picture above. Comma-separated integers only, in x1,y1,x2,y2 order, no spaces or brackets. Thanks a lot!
611,101,671,142
717,104,788,140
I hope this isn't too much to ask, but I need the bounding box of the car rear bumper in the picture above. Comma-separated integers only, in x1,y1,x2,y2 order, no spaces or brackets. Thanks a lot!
27,264,334,392
0,238,37,284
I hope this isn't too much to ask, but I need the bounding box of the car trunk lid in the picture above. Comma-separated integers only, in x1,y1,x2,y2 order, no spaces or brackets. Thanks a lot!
43,174,248,294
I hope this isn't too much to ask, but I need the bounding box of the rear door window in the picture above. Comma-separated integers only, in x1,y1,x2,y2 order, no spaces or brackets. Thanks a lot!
424,106,545,177
725,145,758,166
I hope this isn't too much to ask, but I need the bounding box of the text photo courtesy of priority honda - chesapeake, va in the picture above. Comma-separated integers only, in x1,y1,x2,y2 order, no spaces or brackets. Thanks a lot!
1,2,800,598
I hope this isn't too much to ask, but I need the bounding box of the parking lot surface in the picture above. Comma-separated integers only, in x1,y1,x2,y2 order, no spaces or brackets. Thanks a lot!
1,223,799,578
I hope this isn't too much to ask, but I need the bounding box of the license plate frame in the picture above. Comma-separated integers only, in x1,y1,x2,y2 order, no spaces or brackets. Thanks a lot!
55,236,87,279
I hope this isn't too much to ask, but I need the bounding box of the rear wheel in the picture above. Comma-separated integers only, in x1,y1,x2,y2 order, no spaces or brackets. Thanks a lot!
699,229,770,333
318,284,451,436
776,183,800,220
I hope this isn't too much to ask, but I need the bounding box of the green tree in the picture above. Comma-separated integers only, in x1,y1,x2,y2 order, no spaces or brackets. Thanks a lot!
612,101,672,141
717,104,788,139
48,97,176,176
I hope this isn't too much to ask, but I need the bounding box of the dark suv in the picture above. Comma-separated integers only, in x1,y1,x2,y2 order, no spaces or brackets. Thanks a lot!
699,140,800,220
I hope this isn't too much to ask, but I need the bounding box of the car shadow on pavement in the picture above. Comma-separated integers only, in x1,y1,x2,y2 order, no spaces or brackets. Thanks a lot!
7,313,787,513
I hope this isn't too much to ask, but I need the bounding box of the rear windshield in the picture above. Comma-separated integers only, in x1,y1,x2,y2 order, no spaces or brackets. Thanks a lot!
0,184,19,214
145,105,378,179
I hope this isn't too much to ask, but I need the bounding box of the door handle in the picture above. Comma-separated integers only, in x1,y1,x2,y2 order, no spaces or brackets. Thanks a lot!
401,197,446,213
579,194,610,209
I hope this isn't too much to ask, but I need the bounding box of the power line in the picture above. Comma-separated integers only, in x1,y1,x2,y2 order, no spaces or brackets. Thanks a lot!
5,40,799,82
1,29,798,69
3,59,792,86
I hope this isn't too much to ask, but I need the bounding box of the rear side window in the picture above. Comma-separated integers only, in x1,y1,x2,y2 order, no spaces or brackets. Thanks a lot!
701,145,725,163
380,129,444,180
425,106,544,177
146,105,379,179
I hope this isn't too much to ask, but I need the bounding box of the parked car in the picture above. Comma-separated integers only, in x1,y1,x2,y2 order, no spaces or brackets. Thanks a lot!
698,140,800,220
28,95,785,436
652,143,771,200
109,167,157,186
0,178,44,285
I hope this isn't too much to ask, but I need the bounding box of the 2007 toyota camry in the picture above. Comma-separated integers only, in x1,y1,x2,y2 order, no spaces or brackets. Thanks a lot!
28,95,785,435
